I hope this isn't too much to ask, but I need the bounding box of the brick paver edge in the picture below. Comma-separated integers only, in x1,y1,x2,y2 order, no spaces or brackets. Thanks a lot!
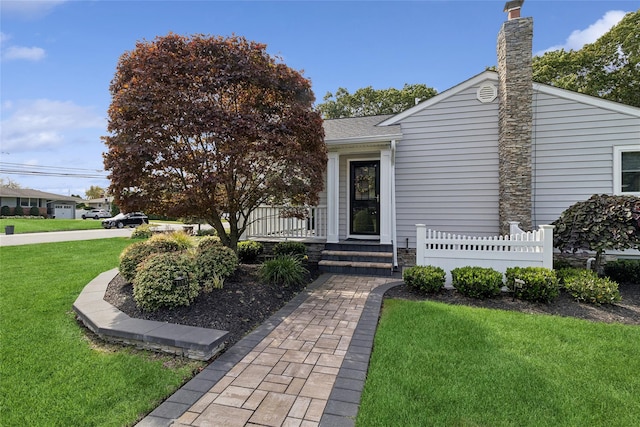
319,280,402,427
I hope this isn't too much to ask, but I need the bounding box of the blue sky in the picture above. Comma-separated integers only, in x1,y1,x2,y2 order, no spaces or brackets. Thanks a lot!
1,0,637,197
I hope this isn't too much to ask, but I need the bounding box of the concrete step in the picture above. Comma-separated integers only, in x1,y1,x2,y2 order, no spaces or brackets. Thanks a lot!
318,260,393,276
321,250,393,259
318,260,392,269
321,250,393,264
319,242,395,276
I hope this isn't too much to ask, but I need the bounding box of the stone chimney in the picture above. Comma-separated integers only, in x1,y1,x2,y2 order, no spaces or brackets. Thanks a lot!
497,0,533,234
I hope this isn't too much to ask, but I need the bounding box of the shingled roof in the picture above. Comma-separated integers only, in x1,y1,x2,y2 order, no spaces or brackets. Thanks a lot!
0,186,79,202
323,115,401,143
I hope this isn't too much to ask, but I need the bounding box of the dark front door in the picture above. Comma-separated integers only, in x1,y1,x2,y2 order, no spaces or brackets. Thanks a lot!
350,160,380,236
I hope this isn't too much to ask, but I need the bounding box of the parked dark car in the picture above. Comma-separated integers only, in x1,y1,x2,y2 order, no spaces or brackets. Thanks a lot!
102,212,148,229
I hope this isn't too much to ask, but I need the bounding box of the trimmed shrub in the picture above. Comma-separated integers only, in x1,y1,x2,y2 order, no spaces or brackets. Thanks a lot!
196,228,217,236
237,240,264,264
260,255,308,287
170,231,195,250
273,241,307,258
451,266,503,299
604,259,640,285
118,235,188,283
564,269,622,305
556,267,586,287
1,206,10,216
119,242,156,283
195,245,239,292
133,252,199,312
13,205,23,216
553,258,574,270
505,267,559,303
197,236,223,251
131,224,152,239
403,265,445,294
29,206,40,216
146,233,191,252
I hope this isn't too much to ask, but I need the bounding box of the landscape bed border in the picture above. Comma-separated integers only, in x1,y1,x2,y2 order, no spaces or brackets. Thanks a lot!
73,268,229,361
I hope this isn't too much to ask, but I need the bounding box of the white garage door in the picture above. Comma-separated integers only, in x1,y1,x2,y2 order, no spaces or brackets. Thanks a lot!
54,204,74,219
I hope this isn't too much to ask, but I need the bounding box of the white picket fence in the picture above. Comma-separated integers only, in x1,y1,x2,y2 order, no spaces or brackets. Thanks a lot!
416,223,554,286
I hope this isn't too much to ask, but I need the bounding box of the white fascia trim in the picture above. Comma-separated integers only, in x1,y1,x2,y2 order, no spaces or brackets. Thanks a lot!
533,83,640,118
379,71,498,126
325,134,403,146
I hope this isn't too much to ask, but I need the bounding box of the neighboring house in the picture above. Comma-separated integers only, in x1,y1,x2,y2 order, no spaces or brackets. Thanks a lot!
86,196,114,212
247,2,640,273
0,186,80,219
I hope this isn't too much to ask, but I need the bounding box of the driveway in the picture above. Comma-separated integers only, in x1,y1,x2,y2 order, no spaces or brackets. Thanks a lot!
0,228,134,246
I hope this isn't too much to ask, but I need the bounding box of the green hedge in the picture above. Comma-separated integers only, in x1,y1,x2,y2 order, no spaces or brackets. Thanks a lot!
451,266,503,299
273,241,307,258
505,267,559,303
196,245,238,292
133,252,200,312
564,270,622,305
237,240,264,264
604,259,640,285
403,265,445,294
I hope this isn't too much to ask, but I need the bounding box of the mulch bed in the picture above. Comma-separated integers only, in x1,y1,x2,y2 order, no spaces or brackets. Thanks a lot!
385,282,640,325
105,267,640,354
104,264,318,349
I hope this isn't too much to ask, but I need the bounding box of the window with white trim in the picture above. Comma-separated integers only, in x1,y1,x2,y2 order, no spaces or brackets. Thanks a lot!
614,146,640,195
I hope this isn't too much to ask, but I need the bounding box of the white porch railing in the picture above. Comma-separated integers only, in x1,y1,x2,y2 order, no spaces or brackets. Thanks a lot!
416,223,554,285
247,205,327,240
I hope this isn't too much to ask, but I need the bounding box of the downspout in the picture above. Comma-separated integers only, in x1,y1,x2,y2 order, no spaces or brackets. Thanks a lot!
391,139,398,269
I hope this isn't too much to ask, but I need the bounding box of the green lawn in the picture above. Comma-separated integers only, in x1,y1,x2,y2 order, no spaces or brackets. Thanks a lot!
0,239,204,426
0,218,103,233
357,299,640,427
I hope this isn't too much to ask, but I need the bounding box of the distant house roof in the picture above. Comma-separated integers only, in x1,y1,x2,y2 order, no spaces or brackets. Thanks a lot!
323,114,402,144
86,196,114,203
0,186,79,202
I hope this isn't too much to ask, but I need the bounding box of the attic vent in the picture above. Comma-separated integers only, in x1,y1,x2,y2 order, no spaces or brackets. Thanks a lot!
477,84,498,103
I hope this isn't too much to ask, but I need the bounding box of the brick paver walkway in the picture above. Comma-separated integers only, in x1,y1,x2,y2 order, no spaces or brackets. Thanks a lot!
158,275,397,427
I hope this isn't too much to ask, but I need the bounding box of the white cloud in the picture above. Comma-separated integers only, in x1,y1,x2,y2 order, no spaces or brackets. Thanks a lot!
1,32,46,62
0,1,68,20
4,45,46,61
0,99,105,152
539,10,627,55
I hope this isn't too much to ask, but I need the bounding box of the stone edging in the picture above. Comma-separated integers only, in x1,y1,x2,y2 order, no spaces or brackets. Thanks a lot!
72,268,228,361
320,280,402,426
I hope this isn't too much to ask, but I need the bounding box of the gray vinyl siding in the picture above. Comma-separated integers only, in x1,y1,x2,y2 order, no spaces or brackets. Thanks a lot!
395,82,500,248
532,92,640,226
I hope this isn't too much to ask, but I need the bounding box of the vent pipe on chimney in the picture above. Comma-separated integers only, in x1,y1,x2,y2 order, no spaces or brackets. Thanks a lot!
504,0,524,20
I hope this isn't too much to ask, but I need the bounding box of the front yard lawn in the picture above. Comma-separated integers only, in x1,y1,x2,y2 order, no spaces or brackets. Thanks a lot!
0,239,204,426
0,218,103,233
358,299,640,427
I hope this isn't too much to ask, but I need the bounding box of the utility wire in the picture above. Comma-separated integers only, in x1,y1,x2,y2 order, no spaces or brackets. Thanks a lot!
0,162,109,179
